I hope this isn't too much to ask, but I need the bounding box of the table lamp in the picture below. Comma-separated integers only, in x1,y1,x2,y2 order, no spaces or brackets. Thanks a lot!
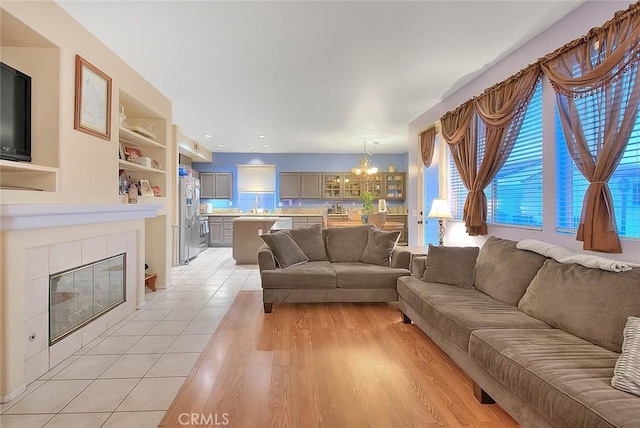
427,199,453,245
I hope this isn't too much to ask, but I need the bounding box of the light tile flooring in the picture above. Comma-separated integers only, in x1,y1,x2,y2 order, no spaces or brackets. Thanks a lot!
0,248,261,428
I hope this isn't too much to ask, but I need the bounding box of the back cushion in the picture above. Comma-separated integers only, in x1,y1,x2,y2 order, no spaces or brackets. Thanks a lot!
324,224,374,262
286,225,327,261
422,245,479,288
518,259,640,353
474,236,547,306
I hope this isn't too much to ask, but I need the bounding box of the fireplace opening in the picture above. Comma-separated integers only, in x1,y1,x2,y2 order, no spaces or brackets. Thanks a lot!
49,253,126,345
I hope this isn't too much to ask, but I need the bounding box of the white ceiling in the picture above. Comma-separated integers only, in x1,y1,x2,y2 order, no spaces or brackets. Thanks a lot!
57,1,582,154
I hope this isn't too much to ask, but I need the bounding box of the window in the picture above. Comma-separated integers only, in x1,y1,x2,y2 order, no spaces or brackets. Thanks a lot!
556,111,640,239
448,81,543,228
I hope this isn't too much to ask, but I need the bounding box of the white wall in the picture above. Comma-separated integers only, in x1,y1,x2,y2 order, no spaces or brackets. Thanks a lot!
408,1,639,263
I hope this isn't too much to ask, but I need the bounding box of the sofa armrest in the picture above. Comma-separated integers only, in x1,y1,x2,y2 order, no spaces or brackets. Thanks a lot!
258,244,277,272
412,256,427,278
391,246,411,270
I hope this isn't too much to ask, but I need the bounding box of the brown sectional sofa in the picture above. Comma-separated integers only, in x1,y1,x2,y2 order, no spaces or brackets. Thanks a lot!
399,237,640,428
258,224,411,313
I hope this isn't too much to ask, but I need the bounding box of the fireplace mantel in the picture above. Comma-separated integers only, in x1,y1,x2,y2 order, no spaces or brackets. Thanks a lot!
0,204,162,231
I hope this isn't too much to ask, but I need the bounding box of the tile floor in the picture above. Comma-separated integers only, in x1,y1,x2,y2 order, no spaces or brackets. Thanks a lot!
0,248,261,428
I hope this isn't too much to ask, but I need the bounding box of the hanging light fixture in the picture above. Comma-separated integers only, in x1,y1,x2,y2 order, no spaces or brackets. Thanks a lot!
352,139,379,181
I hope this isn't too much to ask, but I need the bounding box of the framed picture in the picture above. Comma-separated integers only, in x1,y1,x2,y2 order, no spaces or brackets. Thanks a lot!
123,146,142,162
152,186,162,197
139,179,154,197
118,140,126,160
74,55,112,140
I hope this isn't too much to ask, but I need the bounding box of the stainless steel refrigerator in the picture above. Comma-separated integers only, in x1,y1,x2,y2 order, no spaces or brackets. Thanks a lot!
178,176,201,264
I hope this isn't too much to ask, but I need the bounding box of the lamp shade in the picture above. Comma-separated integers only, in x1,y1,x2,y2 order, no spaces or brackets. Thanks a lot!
427,199,453,219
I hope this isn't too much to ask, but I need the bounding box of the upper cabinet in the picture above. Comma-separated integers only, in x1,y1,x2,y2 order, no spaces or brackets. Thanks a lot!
201,172,233,199
279,172,322,199
280,171,405,200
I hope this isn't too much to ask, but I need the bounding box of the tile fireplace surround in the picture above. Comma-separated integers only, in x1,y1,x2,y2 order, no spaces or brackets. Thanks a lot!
0,204,161,403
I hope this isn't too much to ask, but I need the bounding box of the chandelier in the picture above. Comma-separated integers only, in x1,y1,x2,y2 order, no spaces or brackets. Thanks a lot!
352,139,379,181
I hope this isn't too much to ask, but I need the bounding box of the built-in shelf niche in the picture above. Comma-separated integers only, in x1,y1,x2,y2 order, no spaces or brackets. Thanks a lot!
0,10,60,193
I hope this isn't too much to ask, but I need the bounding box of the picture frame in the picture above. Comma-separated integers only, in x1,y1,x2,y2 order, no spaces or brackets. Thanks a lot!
152,186,162,197
123,146,142,162
74,55,112,140
139,179,154,197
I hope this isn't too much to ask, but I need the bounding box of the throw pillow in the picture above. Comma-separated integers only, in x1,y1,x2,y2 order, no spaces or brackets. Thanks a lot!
360,228,400,266
260,232,309,269
324,224,375,262
474,236,547,306
285,225,327,261
422,244,479,288
612,316,640,397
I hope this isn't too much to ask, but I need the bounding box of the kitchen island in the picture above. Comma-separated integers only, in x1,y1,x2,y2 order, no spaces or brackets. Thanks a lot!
232,217,278,264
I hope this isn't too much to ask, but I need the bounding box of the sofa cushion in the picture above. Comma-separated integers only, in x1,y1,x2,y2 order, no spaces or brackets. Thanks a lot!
260,261,336,289
474,236,547,306
285,225,327,261
469,328,640,428
612,316,640,397
334,262,410,289
422,244,479,288
518,259,640,353
397,276,551,351
260,232,308,268
360,228,400,266
324,224,374,263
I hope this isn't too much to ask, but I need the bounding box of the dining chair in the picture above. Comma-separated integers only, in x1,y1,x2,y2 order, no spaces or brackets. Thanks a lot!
366,213,387,229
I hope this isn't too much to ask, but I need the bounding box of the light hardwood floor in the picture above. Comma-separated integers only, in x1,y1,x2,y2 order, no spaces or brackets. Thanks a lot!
161,291,518,427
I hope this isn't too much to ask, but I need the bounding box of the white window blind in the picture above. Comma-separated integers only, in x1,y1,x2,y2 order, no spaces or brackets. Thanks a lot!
448,81,543,228
237,165,276,193
556,107,640,239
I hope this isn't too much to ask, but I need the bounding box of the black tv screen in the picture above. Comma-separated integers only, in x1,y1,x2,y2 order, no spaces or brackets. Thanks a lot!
1,62,32,162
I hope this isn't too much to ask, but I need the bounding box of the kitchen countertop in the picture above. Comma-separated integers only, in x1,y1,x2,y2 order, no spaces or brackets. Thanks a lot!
205,213,322,217
232,216,280,222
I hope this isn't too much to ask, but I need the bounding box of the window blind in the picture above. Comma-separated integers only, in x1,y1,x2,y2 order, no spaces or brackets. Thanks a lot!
448,81,543,228
556,109,640,239
237,165,276,193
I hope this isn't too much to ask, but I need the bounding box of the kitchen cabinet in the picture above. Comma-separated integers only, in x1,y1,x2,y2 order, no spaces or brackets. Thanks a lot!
279,172,322,199
279,173,301,199
201,173,233,199
209,215,238,246
322,173,343,199
384,173,405,200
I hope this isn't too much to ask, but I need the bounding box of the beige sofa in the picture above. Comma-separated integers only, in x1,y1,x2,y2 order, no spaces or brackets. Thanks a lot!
398,237,640,427
258,224,411,313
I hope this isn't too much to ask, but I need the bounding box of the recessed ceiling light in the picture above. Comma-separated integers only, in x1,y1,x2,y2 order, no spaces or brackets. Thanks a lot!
252,149,258,153
263,144,269,148
258,135,266,139
217,144,225,147
204,134,213,138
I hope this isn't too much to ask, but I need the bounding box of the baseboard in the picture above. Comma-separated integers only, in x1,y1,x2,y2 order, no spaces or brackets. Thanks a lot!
0,384,26,404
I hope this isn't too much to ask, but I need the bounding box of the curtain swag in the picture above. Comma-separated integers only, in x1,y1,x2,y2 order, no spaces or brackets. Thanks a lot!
438,2,640,249
419,126,437,167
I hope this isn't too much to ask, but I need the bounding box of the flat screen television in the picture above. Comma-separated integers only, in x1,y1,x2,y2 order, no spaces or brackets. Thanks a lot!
0,62,32,162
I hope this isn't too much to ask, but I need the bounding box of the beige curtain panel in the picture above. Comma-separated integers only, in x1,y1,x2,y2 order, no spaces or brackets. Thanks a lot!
440,67,540,236
419,126,437,167
541,3,640,253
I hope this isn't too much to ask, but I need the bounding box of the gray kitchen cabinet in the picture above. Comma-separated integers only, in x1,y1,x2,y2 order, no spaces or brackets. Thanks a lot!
200,172,233,199
279,173,301,199
279,172,322,199
300,173,322,198
209,218,224,245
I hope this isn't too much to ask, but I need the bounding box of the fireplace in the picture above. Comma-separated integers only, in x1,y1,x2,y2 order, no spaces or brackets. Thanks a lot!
49,253,126,344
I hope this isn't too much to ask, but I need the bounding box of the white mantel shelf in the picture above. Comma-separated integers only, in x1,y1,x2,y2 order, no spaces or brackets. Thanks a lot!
0,203,162,231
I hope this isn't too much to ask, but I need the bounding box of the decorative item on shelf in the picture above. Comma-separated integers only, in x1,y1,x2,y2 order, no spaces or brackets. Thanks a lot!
151,159,162,170
388,165,396,173
427,198,453,246
139,179,154,197
123,146,142,163
127,182,138,204
131,125,155,140
152,186,162,197
74,55,112,140
119,105,126,127
118,169,130,195
360,191,375,224
352,139,379,184
132,156,152,168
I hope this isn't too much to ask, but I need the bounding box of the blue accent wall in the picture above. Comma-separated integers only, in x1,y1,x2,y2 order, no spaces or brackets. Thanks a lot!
193,152,408,212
